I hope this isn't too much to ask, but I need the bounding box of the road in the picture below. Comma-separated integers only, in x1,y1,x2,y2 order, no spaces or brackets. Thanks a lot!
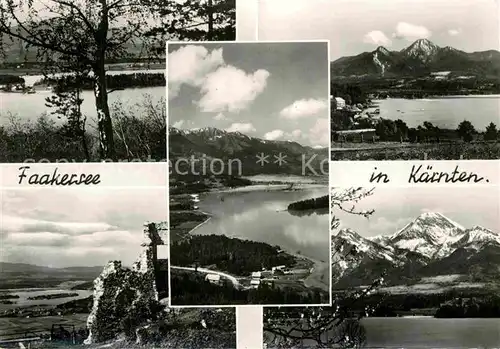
170,266,245,289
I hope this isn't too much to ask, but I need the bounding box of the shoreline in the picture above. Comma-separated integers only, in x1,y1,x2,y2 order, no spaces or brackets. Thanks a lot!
371,93,500,100
287,251,329,292
209,182,326,194
186,211,212,235
182,189,328,291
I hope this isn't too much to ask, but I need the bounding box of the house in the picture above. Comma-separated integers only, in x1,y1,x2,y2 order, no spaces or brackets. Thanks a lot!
261,270,273,278
250,279,261,288
271,265,286,273
334,129,378,143
205,273,221,285
334,97,346,110
251,271,262,279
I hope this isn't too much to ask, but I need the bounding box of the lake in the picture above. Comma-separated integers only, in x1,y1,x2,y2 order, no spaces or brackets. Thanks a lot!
0,86,165,126
375,95,500,131
192,186,330,262
361,317,500,348
0,69,165,126
0,288,93,311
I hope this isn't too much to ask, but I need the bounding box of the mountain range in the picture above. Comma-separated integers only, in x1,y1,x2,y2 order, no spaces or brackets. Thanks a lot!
169,126,328,177
0,28,155,64
330,39,500,78
332,212,500,289
0,262,103,289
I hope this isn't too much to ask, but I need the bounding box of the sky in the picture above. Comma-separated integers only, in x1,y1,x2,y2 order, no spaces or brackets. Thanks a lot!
0,188,168,268
167,42,330,148
332,186,500,238
258,0,500,60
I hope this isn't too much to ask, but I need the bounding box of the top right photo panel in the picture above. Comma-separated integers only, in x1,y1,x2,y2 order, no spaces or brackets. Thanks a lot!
259,0,500,161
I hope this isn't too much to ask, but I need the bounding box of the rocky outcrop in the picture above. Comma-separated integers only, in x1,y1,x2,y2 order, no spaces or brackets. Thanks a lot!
84,222,167,344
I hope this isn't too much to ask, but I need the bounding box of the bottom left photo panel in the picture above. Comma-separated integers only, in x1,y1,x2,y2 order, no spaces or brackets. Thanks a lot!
0,187,236,349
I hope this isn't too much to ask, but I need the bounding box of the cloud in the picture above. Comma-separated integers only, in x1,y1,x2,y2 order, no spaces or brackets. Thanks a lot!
172,120,184,128
214,112,228,121
0,188,168,268
1,215,118,235
168,45,224,98
225,122,256,133
280,98,327,119
263,129,305,142
264,129,285,141
393,22,432,41
363,30,392,46
168,45,270,113
308,117,329,147
197,66,270,113
4,232,69,247
448,28,461,36
74,230,141,247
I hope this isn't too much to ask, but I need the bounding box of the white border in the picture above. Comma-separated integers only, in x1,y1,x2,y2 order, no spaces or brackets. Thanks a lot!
327,38,332,308
329,159,500,187
0,162,168,188
166,40,332,308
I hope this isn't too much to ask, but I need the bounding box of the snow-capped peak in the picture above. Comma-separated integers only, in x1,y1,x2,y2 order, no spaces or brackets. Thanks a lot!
453,225,500,249
402,38,439,61
383,212,465,259
375,46,390,55
469,225,494,232
336,228,364,244
421,212,465,231
369,212,498,260
393,212,464,238
334,229,395,261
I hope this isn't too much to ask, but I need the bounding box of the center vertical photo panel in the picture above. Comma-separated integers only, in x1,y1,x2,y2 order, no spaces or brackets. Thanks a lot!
167,41,331,306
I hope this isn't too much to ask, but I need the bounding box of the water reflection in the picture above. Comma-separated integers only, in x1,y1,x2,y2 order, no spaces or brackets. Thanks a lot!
192,188,330,261
288,207,329,217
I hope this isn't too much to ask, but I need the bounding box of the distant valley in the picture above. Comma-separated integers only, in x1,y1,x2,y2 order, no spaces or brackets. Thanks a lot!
0,262,102,289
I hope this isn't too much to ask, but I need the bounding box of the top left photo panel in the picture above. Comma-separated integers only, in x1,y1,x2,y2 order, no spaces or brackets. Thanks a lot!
0,0,236,163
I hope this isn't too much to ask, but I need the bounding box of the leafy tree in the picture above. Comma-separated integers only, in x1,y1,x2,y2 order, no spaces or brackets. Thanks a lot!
264,187,385,348
394,119,408,142
422,121,441,143
484,122,498,141
456,120,476,143
144,0,235,47
0,0,159,159
45,69,90,160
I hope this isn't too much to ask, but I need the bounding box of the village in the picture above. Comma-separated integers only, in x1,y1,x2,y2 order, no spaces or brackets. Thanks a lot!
203,263,314,291
330,94,381,143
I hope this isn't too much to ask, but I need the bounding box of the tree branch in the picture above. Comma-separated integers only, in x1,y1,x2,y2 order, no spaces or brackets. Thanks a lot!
49,0,97,36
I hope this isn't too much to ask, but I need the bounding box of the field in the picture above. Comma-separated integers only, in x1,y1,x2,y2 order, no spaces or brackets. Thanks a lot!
0,310,237,349
331,141,500,160
0,314,88,337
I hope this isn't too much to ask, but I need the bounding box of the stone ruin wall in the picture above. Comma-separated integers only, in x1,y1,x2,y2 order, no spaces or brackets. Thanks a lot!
84,222,169,344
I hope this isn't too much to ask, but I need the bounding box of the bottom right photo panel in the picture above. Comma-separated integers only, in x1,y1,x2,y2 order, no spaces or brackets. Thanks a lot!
264,186,500,348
